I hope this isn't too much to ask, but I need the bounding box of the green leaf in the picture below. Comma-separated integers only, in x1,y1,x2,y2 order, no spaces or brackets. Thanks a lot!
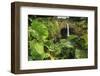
75,49,88,58
60,39,74,48
28,27,39,40
29,41,45,60
31,20,48,40
44,40,55,52
67,35,78,40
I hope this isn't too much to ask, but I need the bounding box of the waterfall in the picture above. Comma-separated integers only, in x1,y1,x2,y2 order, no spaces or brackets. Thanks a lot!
67,24,70,37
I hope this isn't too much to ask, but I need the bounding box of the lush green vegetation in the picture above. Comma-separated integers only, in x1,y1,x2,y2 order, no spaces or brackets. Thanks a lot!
28,15,88,60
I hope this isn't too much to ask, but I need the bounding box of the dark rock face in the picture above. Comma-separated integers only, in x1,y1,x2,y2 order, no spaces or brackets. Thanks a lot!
60,27,75,38
60,27,67,38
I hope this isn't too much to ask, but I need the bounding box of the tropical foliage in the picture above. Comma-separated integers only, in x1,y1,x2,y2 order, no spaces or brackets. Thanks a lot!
28,15,88,60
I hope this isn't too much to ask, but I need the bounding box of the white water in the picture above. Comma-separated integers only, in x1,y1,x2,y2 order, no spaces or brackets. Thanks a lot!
67,24,70,37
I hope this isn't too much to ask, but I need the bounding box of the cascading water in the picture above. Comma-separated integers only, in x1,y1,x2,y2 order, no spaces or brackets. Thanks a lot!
67,24,70,37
